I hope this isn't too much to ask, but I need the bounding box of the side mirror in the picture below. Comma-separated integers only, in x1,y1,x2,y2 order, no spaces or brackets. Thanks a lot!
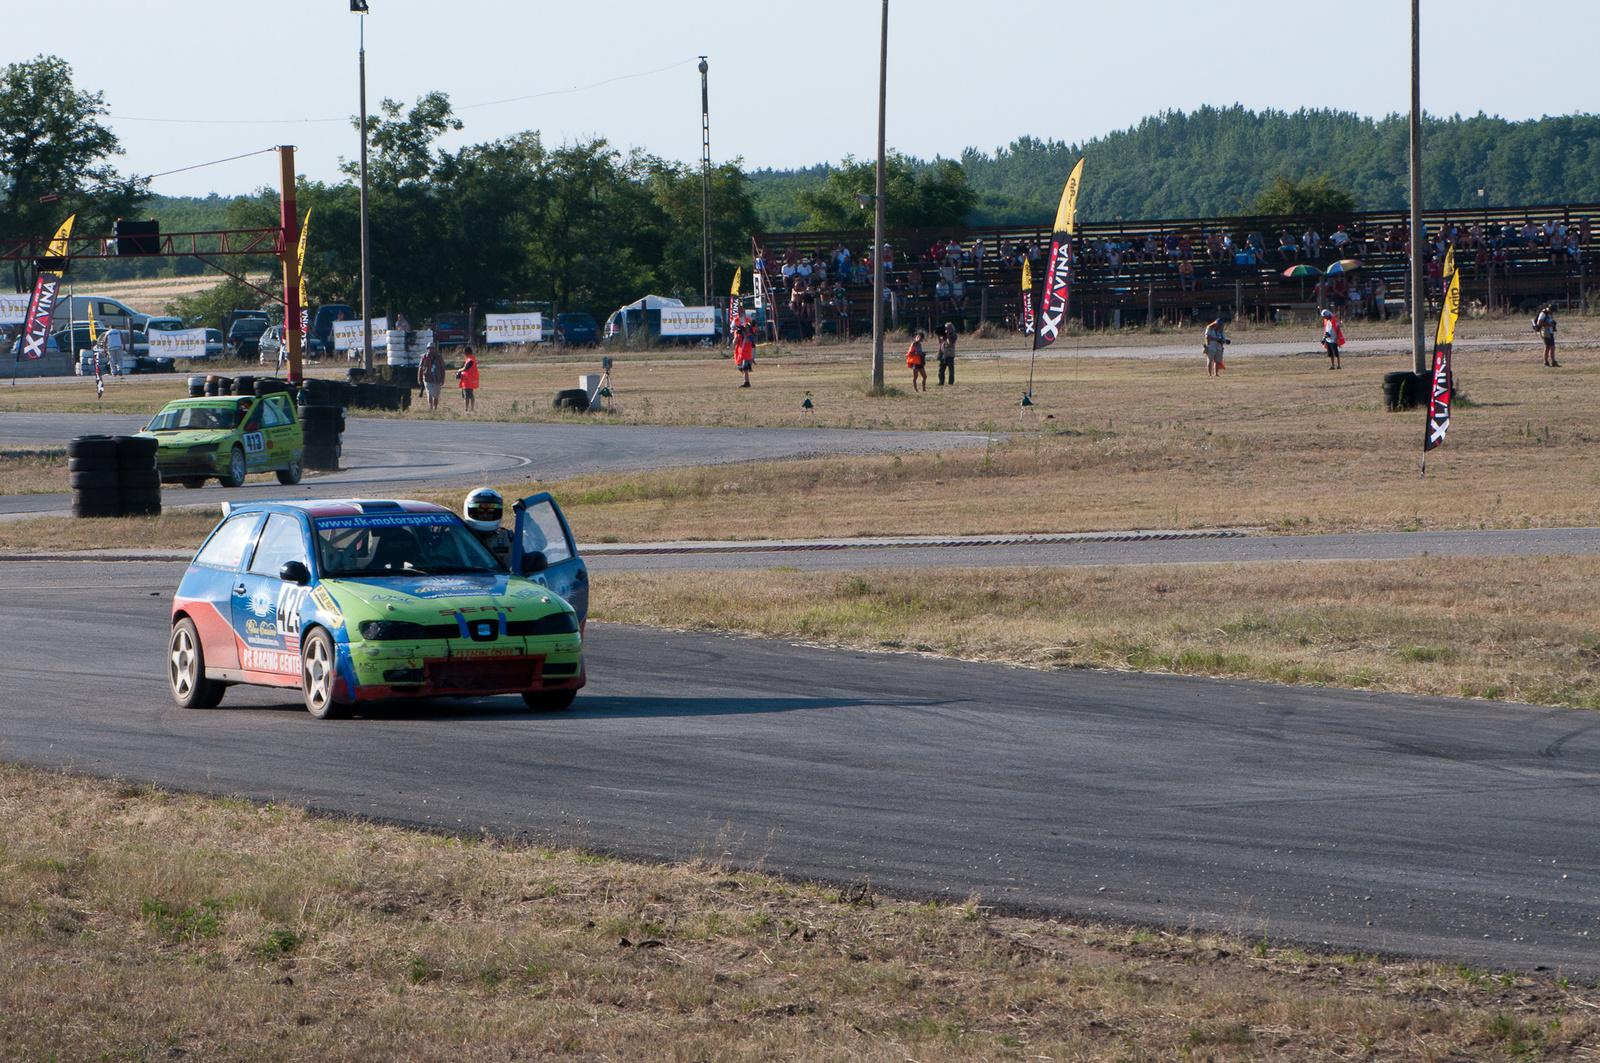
521,550,548,575
279,560,311,585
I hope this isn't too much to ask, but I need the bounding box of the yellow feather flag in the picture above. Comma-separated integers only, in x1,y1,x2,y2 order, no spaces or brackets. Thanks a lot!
87,297,99,342
1055,159,1085,235
47,214,75,257
1442,244,1455,280
730,266,741,297
296,208,312,304
1021,256,1032,293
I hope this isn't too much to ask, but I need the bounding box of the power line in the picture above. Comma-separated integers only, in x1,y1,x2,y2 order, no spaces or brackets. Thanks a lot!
108,58,698,127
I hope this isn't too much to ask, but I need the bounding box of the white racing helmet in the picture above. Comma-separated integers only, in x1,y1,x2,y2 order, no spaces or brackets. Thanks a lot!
463,488,504,533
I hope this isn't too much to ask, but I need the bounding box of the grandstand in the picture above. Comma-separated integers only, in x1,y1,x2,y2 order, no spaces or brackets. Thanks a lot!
752,203,1595,341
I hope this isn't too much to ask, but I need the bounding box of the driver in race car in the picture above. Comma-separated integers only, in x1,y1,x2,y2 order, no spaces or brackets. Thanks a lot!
463,488,514,569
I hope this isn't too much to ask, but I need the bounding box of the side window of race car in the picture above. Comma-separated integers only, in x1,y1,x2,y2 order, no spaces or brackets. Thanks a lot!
519,500,572,565
193,513,262,570
259,396,292,428
248,513,309,575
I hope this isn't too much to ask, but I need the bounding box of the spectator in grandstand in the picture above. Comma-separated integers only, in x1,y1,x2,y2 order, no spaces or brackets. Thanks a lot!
1581,217,1592,247
780,257,797,283
907,265,925,299
818,284,836,328
1345,280,1363,318
1165,232,1181,258
881,243,896,271
970,238,986,277
834,285,851,339
1278,230,1299,262
1520,219,1538,247
1178,234,1194,261
1178,258,1195,292
1372,277,1388,321
1302,226,1321,261
1248,231,1267,263
1205,231,1224,264
754,245,768,272
1329,225,1350,252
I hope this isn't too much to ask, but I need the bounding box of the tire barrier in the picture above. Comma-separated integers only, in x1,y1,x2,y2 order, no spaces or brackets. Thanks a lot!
218,376,234,396
67,435,161,518
334,366,412,410
188,375,206,398
553,388,590,412
204,375,219,396
1383,370,1427,411
300,405,345,470
254,377,293,397
233,375,255,397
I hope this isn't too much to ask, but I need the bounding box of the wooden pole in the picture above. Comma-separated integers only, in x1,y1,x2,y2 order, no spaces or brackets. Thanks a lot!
1409,0,1426,374
278,146,302,384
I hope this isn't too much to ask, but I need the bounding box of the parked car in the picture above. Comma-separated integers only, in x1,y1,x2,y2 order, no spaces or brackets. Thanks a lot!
65,295,148,332
144,316,186,333
163,496,587,717
228,318,271,360
258,325,328,364
555,313,599,346
140,391,304,489
431,311,472,346
313,304,356,350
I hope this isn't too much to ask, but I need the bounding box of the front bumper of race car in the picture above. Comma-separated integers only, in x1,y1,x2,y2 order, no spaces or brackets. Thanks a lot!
334,636,584,702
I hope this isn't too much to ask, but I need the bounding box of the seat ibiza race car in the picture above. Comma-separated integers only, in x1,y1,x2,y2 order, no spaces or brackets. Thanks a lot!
167,497,588,718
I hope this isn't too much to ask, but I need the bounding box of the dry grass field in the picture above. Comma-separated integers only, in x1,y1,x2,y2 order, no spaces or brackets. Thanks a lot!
2,763,1592,1063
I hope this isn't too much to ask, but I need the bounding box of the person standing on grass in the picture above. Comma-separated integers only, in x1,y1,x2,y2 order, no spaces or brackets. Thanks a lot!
1534,305,1559,367
417,342,444,410
733,323,755,387
936,322,958,386
1320,309,1344,370
455,346,479,410
1204,316,1229,376
906,330,927,392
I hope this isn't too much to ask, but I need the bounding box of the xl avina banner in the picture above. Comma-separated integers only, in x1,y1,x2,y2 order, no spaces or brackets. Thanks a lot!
1424,260,1461,454
1020,258,1034,334
1033,158,1084,350
19,273,61,359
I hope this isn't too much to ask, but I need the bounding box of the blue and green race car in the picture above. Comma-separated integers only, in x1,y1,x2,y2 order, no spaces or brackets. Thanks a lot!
167,497,588,718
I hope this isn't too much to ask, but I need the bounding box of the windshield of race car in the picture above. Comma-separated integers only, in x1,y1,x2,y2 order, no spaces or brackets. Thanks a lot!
314,512,503,577
147,404,241,432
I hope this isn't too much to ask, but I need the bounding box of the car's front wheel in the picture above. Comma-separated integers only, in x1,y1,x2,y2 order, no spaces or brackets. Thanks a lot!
276,459,303,486
301,628,349,719
220,446,247,488
169,618,225,708
522,689,577,711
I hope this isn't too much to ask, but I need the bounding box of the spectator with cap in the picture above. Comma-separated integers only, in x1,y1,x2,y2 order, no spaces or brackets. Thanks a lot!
417,342,444,411
936,322,958,386
455,346,480,410
1320,309,1344,370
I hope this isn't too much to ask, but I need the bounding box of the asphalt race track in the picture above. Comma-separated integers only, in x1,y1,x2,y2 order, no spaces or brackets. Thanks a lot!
0,412,987,520
3,559,1597,977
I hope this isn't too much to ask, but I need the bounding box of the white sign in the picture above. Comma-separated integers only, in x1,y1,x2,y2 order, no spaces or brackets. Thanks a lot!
331,317,387,351
0,293,28,324
485,312,542,344
660,306,716,336
147,328,208,358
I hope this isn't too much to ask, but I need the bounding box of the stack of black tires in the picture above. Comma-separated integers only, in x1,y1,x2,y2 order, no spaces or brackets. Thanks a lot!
1383,371,1428,411
68,435,160,518
300,406,345,470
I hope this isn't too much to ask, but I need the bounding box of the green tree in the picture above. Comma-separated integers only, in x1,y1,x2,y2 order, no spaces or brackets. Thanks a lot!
1249,174,1357,216
795,153,976,231
163,277,273,334
646,158,761,303
0,55,147,290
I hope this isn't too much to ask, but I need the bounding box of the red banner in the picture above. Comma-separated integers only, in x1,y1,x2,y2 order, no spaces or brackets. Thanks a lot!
20,272,60,359
1033,237,1072,349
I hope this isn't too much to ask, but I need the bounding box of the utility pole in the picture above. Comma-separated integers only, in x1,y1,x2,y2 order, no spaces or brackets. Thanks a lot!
356,2,374,372
870,0,888,395
1409,0,1425,375
279,145,302,384
699,58,713,311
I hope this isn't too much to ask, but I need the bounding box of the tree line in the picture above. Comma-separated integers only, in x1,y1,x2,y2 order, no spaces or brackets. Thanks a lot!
6,55,1599,323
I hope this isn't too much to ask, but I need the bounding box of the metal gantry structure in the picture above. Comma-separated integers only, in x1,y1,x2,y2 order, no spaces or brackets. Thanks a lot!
699,57,713,310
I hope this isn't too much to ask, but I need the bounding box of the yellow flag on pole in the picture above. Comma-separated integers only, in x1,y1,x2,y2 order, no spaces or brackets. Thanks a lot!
730,266,741,297
46,215,75,258
296,208,312,304
1056,159,1085,235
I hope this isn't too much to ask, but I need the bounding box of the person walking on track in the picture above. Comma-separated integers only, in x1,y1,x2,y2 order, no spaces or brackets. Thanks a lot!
1320,309,1344,369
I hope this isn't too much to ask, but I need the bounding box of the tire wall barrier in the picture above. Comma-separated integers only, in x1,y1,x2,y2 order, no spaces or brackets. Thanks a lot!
299,405,345,471
69,435,161,518
1382,370,1428,411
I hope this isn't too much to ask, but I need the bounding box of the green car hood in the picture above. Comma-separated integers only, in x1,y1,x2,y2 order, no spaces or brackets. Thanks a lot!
320,571,571,625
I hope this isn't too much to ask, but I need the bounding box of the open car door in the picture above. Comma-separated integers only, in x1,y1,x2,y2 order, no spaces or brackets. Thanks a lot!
511,492,588,624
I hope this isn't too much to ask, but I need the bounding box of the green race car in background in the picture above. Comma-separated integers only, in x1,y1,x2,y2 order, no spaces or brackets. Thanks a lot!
140,392,304,488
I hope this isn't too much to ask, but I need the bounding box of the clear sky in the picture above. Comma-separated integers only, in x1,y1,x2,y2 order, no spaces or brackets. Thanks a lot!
8,0,1596,198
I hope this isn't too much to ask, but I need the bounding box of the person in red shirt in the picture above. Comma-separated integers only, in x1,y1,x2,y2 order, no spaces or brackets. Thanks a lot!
906,330,927,392
733,323,755,387
455,346,480,410
1320,309,1345,370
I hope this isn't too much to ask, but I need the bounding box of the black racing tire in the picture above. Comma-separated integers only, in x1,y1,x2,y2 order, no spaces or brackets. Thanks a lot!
234,375,255,396
552,388,590,412
67,457,116,473
301,628,351,719
302,445,338,471
70,470,120,492
522,689,577,711
169,618,225,709
220,446,248,488
276,460,303,486
66,436,116,461
71,502,121,519
179,477,208,489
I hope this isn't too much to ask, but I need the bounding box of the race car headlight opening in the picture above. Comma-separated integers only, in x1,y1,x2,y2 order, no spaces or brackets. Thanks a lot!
506,613,580,636
359,620,432,641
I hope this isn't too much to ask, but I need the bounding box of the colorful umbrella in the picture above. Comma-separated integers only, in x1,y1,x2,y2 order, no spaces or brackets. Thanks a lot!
1282,264,1321,277
1325,259,1364,274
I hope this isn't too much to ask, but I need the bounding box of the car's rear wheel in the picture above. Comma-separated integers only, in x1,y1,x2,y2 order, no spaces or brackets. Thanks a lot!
276,459,303,486
522,689,577,711
220,446,247,488
169,618,225,709
301,628,350,719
